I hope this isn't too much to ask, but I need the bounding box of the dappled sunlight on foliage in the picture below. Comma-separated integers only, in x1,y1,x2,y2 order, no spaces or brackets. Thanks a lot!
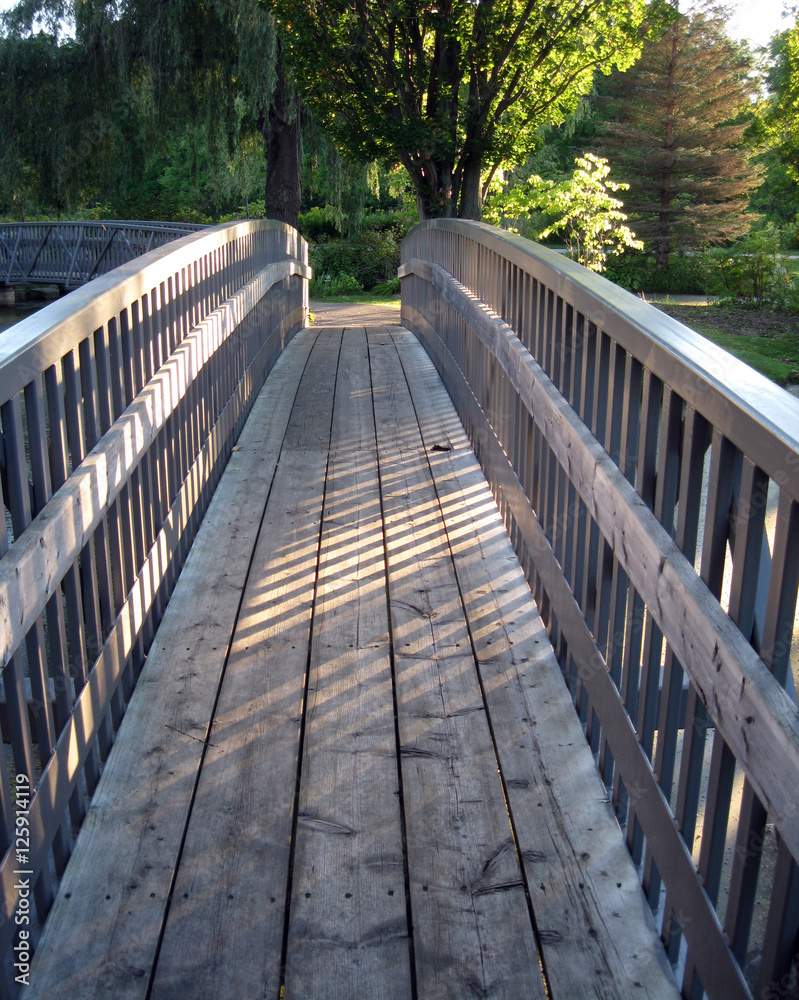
274,0,653,220
485,154,642,272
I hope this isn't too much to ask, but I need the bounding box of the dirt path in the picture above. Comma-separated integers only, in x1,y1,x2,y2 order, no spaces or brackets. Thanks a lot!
309,298,401,328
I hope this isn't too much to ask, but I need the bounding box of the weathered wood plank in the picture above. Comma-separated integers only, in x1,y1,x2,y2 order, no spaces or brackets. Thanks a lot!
25,329,319,1000
404,301,755,998
370,328,546,1000
149,329,341,999
283,329,411,999
393,327,679,999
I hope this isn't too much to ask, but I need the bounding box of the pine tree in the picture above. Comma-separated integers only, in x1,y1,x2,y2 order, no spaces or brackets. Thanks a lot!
593,2,760,268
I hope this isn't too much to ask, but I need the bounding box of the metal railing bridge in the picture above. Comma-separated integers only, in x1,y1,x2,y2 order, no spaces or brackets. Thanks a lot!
0,221,207,289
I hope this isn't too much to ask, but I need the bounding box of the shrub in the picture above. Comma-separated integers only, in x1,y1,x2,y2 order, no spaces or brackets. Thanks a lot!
359,210,417,241
299,206,342,242
372,277,401,296
310,228,400,290
604,251,711,294
706,225,799,312
309,272,364,297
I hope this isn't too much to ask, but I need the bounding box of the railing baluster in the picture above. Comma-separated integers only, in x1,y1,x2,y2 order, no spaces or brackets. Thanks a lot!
44,362,90,828
755,839,799,997
0,221,309,968
0,222,205,287
400,220,799,999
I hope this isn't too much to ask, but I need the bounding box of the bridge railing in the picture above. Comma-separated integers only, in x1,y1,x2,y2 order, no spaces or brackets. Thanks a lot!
0,221,207,288
0,220,309,988
400,219,799,1000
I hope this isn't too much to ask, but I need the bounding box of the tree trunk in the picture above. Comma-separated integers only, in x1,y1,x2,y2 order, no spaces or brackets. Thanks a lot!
656,27,679,271
401,150,458,221
655,190,672,270
458,154,483,220
261,47,302,230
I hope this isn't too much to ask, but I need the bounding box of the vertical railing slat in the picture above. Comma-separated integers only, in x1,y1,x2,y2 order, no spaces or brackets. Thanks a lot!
399,221,799,1000
755,840,799,997
0,223,308,968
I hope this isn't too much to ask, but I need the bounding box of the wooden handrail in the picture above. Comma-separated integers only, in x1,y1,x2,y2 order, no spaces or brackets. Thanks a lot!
401,219,799,1000
0,220,310,984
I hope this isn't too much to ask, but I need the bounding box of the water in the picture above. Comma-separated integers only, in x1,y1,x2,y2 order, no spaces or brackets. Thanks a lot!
0,302,49,334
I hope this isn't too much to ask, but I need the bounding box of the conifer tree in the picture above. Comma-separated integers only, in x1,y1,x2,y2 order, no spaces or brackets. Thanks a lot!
593,2,760,268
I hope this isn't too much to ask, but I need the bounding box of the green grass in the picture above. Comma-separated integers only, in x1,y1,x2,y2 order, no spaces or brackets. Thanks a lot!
687,325,799,385
307,292,401,305
654,302,799,387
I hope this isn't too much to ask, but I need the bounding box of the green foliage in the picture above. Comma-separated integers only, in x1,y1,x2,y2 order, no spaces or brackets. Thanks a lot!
300,122,413,236
111,121,267,223
604,251,710,294
359,211,416,242
298,206,342,242
0,11,271,222
275,0,651,220
748,148,799,242
761,17,799,184
0,0,302,224
300,125,373,235
0,32,112,217
486,154,642,272
706,225,799,312
309,272,364,296
593,3,761,267
371,277,401,296
309,228,401,290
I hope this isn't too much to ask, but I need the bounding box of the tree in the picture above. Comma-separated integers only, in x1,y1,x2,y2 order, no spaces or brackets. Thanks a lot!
485,153,643,271
0,31,121,218
272,0,652,221
748,147,799,239
593,1,760,268
2,0,304,227
761,17,799,184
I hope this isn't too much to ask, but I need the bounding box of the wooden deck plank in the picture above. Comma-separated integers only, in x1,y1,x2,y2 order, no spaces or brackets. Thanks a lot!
148,330,342,999
24,322,681,1000
25,328,320,1000
369,329,547,1000
392,328,679,999
283,329,412,999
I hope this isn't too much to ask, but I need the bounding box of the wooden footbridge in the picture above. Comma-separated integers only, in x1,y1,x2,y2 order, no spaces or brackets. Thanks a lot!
0,220,797,999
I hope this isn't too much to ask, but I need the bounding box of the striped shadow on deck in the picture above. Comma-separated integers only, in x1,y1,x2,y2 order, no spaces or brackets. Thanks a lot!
25,327,678,1000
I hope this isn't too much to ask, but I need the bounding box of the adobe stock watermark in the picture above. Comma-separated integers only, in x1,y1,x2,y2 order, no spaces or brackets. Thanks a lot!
13,773,32,986
760,953,799,1000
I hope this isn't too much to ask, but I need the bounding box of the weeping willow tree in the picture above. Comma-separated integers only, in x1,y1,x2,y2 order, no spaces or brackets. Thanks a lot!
0,31,106,218
1,0,303,226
